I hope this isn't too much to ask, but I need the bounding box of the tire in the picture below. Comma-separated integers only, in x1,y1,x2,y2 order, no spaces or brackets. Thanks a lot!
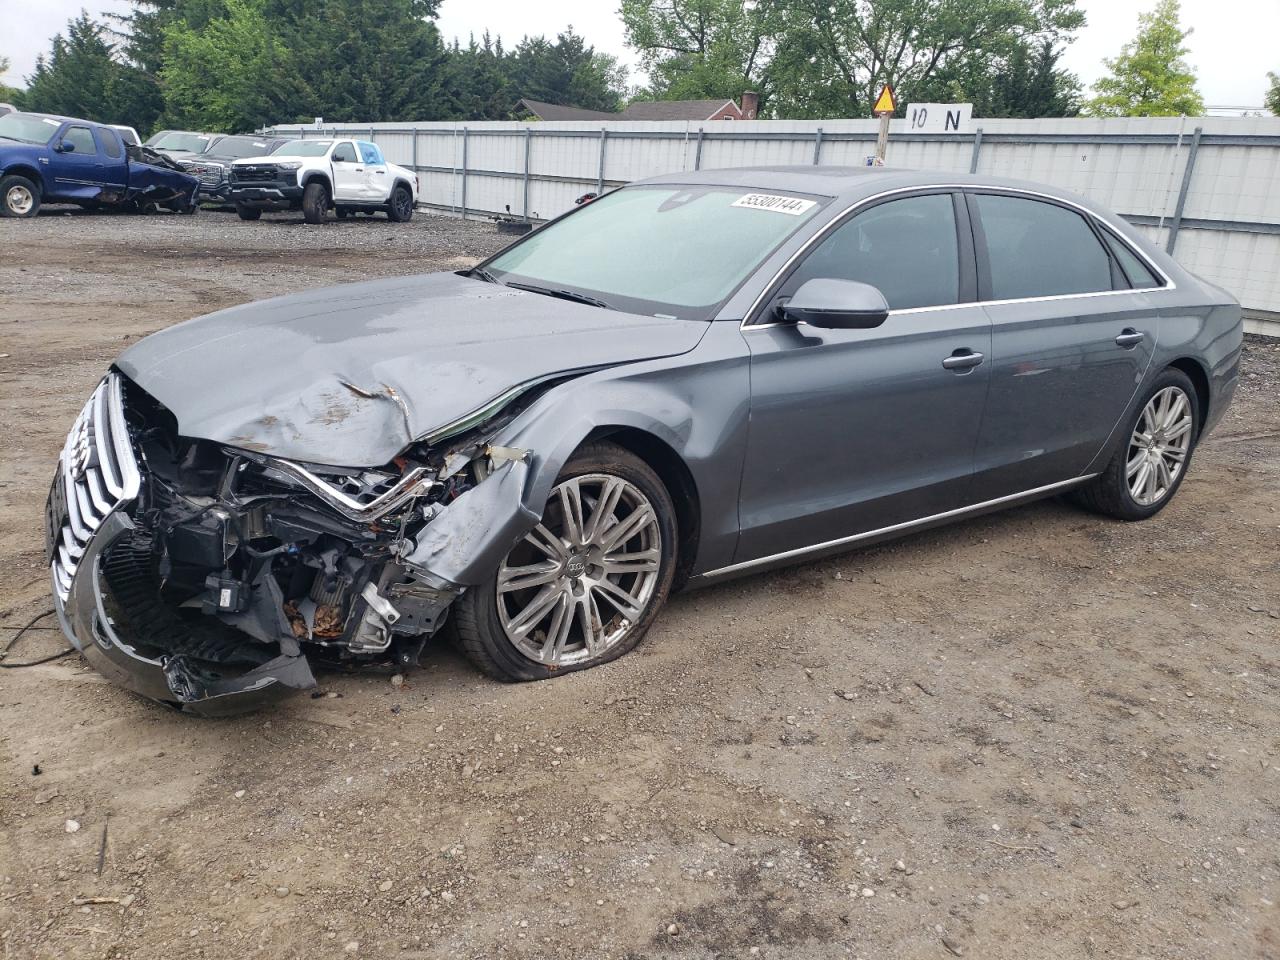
386,184,413,222
235,205,262,221
1072,367,1200,521
455,441,678,682
1,175,41,218
301,181,328,224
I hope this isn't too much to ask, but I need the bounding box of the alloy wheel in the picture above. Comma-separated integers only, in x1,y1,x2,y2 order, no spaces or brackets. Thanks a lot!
6,185,34,216
496,473,662,667
1127,386,1193,506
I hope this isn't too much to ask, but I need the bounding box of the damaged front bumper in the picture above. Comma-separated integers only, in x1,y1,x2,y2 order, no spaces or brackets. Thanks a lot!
53,510,316,716
45,372,540,716
46,374,316,714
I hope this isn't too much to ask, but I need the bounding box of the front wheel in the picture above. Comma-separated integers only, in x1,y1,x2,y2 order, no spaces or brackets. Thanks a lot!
386,184,413,222
455,442,678,681
1072,367,1199,521
0,175,40,218
301,181,328,224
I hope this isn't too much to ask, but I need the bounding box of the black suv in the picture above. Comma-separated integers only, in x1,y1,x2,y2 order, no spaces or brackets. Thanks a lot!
181,135,289,202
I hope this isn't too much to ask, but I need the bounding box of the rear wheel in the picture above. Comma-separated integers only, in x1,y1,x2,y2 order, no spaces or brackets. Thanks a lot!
1,175,41,218
455,442,677,681
1072,367,1199,521
301,181,328,224
235,204,262,221
386,184,413,222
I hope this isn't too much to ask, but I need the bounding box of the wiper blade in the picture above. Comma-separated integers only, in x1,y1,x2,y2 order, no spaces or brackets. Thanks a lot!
470,266,502,284
506,282,609,309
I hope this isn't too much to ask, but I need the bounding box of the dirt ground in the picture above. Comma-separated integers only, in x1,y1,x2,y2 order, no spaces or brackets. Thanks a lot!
1,208,1278,960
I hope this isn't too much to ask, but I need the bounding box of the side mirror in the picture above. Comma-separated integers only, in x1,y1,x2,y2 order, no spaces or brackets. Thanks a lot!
57,141,75,153
780,278,890,329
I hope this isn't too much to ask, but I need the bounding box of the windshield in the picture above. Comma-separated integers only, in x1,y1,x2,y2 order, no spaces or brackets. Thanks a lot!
0,113,61,145
277,139,335,157
484,185,826,320
152,132,213,153
212,136,278,159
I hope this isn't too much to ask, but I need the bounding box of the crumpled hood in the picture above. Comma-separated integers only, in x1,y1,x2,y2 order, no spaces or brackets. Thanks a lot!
117,272,708,467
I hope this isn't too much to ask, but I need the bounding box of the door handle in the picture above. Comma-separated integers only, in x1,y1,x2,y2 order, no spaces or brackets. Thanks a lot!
1115,328,1145,348
942,349,985,371
374,169,386,174
353,167,364,172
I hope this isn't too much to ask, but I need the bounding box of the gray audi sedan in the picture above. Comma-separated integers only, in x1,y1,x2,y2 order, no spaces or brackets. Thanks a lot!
46,167,1242,713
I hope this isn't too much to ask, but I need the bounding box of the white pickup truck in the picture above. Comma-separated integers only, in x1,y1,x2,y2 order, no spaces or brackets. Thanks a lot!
228,137,418,224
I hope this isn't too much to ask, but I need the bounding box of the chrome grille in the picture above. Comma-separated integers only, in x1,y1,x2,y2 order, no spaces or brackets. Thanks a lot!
50,374,141,603
192,165,225,189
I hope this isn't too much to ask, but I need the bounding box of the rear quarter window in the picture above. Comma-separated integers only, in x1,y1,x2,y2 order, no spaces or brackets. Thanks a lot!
98,127,122,159
1101,226,1165,289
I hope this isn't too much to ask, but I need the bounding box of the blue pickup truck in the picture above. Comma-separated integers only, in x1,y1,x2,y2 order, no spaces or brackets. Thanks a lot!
0,112,199,218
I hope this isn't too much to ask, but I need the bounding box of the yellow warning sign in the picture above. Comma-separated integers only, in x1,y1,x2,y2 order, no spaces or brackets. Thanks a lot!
872,84,897,116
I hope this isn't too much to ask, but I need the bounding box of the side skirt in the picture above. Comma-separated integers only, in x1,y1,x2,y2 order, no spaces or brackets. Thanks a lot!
690,475,1096,586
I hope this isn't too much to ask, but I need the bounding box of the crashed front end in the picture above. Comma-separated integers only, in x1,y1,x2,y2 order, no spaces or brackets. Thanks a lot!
46,372,527,715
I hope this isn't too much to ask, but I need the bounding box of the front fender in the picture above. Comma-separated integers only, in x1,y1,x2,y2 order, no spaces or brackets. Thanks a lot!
403,323,751,586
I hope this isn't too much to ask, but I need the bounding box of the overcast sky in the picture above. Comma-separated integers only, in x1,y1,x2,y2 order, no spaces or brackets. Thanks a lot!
2,0,1276,108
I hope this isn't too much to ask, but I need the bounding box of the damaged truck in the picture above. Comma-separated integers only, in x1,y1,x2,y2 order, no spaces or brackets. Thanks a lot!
1,112,199,218
45,169,1241,714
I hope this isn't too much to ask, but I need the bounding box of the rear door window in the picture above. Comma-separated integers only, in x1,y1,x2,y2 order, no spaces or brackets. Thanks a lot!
358,141,384,165
784,193,961,310
974,194,1112,300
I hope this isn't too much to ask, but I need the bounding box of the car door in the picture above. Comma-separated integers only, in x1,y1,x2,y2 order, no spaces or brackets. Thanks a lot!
735,190,993,563
330,141,364,201
966,191,1162,498
48,124,102,198
94,126,127,194
358,141,388,200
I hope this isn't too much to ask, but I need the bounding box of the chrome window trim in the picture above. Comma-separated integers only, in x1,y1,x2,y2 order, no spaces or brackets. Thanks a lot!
696,474,1096,580
739,183,1176,330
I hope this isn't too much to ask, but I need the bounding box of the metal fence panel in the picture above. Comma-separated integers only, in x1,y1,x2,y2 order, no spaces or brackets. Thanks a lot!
267,117,1280,320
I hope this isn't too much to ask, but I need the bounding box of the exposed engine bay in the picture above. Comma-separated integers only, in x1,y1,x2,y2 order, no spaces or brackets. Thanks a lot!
51,373,532,711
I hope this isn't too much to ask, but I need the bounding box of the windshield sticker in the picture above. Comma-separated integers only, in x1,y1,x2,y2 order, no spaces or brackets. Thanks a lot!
732,193,817,216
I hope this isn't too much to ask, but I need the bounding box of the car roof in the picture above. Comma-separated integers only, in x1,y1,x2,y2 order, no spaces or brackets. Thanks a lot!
12,112,122,132
635,165,1095,209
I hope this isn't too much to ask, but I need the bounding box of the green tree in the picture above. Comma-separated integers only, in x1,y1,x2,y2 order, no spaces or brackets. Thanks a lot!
0,56,22,103
507,28,626,112
161,0,311,130
1085,0,1204,117
443,33,512,120
269,0,449,122
771,0,1085,118
1266,72,1280,116
622,0,1085,118
158,0,451,127
620,0,781,106
922,37,1082,117
18,12,160,130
